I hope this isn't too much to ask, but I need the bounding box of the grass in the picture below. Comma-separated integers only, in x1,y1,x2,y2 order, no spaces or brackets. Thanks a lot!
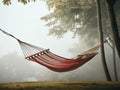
0,81,120,90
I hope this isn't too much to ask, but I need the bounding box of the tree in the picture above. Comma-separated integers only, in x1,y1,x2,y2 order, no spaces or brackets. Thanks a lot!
2,0,114,46
112,42,118,81
96,0,111,81
40,0,99,46
106,0,120,58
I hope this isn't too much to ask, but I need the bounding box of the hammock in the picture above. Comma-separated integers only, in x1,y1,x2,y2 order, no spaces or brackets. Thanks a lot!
0,29,100,72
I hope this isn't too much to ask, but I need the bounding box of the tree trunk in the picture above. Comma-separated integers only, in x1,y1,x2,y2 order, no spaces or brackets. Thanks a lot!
106,37,118,81
106,0,120,58
96,0,112,81
112,42,118,81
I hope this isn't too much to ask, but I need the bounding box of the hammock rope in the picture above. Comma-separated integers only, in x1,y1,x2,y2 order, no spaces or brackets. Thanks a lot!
0,28,102,72
18,40,46,57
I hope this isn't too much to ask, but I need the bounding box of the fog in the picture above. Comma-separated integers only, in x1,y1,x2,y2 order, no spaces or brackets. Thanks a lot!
0,51,103,83
0,44,119,83
0,1,120,83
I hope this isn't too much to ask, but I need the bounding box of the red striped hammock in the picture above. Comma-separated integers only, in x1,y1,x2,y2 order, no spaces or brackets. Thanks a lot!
0,29,100,72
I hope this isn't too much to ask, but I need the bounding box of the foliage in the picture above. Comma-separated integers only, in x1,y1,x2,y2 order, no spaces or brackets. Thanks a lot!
2,0,37,5
2,0,99,46
2,0,118,46
41,0,98,40
41,0,119,46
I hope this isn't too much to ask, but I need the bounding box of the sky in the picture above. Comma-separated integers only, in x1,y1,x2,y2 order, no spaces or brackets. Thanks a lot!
0,1,119,83
0,0,85,83
0,1,78,58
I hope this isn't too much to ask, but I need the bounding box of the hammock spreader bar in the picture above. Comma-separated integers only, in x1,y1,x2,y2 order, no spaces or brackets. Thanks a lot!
0,28,100,72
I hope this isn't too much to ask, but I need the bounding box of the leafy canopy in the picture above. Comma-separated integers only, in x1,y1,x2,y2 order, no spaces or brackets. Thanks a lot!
2,0,36,5
41,0,97,38
2,0,101,45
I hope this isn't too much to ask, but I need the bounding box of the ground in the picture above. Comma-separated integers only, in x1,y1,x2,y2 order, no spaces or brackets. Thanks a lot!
0,81,120,90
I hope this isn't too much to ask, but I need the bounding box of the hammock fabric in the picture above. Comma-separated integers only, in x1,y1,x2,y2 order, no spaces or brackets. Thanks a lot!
19,40,99,72
0,29,99,72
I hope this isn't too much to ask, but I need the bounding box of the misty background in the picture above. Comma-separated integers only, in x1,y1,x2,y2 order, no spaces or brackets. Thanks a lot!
0,0,120,83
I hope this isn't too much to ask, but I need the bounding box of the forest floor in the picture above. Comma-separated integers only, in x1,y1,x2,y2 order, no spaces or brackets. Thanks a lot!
0,81,120,90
